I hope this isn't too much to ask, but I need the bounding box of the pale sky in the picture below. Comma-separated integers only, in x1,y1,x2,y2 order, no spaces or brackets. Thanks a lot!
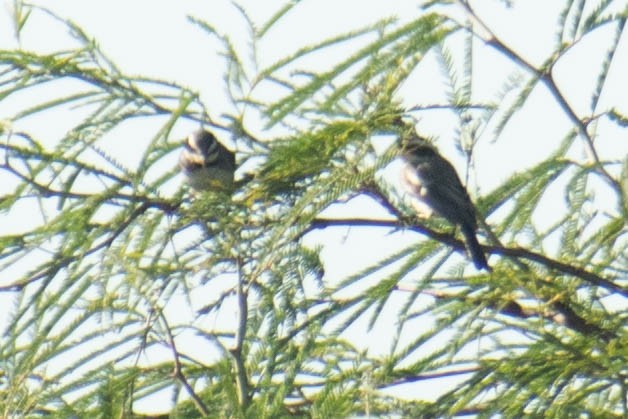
1,0,626,414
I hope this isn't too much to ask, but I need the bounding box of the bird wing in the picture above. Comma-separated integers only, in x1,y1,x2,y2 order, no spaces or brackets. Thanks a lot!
415,157,477,228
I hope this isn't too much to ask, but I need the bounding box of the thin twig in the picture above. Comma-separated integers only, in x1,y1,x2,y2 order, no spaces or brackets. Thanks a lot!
456,0,621,194
410,287,616,340
230,258,250,409
0,201,153,291
160,311,210,417
388,366,479,386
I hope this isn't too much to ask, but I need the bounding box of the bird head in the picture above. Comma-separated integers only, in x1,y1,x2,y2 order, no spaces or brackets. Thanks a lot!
179,129,236,192
400,134,438,158
182,130,220,167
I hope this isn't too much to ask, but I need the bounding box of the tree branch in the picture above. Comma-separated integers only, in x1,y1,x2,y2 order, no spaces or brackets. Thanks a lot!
456,0,621,194
387,365,478,387
304,217,626,297
160,312,210,417
1,159,179,213
229,258,250,409
408,287,617,341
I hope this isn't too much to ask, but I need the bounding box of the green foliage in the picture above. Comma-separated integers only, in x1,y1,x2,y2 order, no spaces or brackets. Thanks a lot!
252,121,369,199
0,1,626,418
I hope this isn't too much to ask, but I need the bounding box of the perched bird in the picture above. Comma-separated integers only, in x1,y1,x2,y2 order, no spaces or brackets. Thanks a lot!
179,129,236,191
399,135,490,271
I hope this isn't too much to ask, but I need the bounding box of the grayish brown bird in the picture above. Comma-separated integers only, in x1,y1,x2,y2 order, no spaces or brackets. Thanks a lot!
400,136,490,271
179,129,236,191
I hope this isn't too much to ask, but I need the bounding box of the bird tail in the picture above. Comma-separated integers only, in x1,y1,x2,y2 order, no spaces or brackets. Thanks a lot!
461,224,490,271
